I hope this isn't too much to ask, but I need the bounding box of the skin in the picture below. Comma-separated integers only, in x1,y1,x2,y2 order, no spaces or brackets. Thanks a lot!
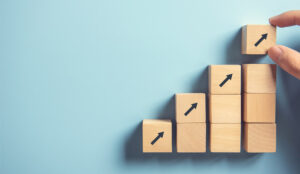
268,10,300,79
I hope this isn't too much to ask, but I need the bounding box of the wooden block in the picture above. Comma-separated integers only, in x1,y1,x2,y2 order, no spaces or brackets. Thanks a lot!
244,93,276,123
142,119,172,153
242,25,276,55
209,95,241,123
176,123,206,153
210,124,241,152
209,65,241,95
175,93,206,123
244,123,276,153
243,64,277,93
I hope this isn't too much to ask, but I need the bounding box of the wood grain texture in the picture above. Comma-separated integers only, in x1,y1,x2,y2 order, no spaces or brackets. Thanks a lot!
241,25,276,55
244,123,276,153
176,93,206,123
210,124,241,153
209,94,241,123
243,64,277,93
244,93,276,123
143,119,172,153
176,123,206,153
209,65,241,95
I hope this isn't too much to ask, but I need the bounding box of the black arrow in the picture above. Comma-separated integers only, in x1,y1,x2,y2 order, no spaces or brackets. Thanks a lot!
254,33,268,47
151,132,164,145
184,103,198,116
219,74,233,87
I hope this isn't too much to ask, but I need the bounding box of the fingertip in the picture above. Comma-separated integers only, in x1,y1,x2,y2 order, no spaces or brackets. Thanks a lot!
268,46,283,62
269,15,279,26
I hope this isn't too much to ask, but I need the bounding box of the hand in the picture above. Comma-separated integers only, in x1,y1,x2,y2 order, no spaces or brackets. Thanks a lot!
268,10,300,79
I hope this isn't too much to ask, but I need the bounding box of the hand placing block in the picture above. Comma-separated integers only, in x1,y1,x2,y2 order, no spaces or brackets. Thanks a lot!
177,123,206,153
210,124,241,152
209,95,241,123
244,93,276,123
243,64,277,93
244,123,276,153
143,119,172,153
209,65,241,95
176,93,206,123
242,25,276,55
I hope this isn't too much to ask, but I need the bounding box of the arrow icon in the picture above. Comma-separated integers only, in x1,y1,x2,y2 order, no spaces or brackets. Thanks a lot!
151,132,164,145
254,33,268,47
219,74,233,87
184,103,198,116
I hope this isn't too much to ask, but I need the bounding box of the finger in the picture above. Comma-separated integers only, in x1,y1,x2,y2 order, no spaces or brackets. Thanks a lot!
269,10,300,27
268,45,300,79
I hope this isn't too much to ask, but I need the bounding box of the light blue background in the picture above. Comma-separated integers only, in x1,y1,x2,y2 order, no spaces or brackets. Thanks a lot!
1,1,300,174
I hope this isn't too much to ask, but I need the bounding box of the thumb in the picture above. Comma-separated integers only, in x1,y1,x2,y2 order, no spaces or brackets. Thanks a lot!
268,45,300,79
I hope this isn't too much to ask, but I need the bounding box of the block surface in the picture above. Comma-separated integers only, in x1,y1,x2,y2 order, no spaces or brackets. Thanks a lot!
143,119,172,153
177,123,206,153
209,95,241,123
242,25,276,55
244,123,276,153
243,64,277,93
209,65,241,95
210,124,241,152
244,93,276,123
176,93,206,123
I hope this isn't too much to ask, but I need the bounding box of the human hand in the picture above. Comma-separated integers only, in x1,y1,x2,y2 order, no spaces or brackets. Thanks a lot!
268,10,300,79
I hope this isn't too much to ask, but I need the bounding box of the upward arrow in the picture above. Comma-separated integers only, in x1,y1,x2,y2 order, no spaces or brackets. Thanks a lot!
184,103,198,116
151,132,164,145
219,74,233,87
255,33,268,47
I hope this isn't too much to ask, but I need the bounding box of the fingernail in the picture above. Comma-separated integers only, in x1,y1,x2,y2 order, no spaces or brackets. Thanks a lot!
269,46,283,61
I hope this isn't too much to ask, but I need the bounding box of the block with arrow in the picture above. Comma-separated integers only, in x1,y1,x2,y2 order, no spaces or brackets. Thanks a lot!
142,119,172,153
209,65,241,95
242,25,276,55
176,93,206,123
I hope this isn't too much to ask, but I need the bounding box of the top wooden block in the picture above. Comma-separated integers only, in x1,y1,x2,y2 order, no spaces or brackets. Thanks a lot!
243,64,276,93
242,25,276,55
176,93,206,123
209,65,241,94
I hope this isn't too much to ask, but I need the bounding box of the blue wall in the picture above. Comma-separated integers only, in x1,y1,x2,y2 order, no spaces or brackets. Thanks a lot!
1,0,300,174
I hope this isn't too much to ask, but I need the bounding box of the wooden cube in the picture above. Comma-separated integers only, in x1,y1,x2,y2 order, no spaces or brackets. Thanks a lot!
243,64,277,93
242,25,276,55
209,95,241,123
210,124,241,152
176,123,206,153
244,93,276,123
209,65,241,95
244,123,276,153
143,119,172,153
176,93,206,123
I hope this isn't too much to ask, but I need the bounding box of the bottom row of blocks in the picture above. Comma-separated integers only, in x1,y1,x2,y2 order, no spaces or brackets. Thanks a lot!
143,119,276,153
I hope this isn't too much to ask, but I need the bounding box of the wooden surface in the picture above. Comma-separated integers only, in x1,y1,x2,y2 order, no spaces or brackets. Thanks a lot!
241,25,276,55
244,123,276,153
176,123,206,153
209,65,241,95
176,93,206,123
209,94,241,123
143,119,172,153
210,124,241,153
244,93,276,123
243,64,277,93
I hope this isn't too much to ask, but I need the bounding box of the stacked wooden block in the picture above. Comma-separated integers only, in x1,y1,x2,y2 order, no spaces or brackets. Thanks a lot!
209,65,241,152
243,64,277,153
175,93,206,153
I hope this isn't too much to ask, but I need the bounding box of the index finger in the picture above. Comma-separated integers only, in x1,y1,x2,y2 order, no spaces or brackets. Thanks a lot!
269,10,300,27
